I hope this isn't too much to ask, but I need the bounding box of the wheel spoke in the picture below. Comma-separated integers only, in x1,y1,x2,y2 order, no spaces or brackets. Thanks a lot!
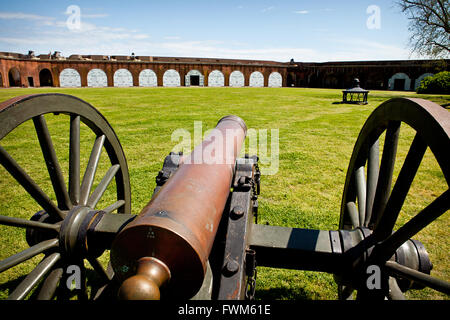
79,135,106,206
388,276,405,300
0,214,60,231
365,139,379,227
374,133,427,239
0,238,59,273
36,266,63,300
371,121,401,229
103,200,126,214
69,115,80,205
346,202,359,229
33,115,71,210
0,145,64,220
7,252,60,300
87,257,113,283
355,166,366,226
385,261,450,295
87,164,120,209
376,189,450,262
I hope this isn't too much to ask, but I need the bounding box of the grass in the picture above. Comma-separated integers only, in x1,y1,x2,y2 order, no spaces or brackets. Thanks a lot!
0,86,448,300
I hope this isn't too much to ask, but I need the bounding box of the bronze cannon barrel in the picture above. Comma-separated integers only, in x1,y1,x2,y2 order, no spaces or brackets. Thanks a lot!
110,115,247,299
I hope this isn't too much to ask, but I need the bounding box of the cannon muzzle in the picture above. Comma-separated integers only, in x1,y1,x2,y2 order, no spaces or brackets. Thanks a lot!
111,115,247,299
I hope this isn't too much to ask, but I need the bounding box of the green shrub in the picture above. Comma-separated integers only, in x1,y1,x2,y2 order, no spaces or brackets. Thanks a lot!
416,71,450,94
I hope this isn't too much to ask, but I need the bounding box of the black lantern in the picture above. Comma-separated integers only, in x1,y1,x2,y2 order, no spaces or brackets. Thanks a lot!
342,78,369,105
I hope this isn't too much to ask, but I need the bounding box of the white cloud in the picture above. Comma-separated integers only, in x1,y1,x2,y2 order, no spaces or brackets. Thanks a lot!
261,6,275,13
61,10,108,19
164,36,181,40
132,34,149,40
82,13,109,19
294,10,309,14
0,12,54,21
0,11,413,62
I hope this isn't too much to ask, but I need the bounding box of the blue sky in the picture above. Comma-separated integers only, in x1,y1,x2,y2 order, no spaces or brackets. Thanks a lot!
0,0,418,62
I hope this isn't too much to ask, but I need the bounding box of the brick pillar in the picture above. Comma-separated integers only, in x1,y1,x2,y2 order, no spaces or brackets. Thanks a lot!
264,70,269,87
244,70,250,87
224,70,229,87
203,69,208,87
157,66,164,87
79,67,88,87
106,66,114,87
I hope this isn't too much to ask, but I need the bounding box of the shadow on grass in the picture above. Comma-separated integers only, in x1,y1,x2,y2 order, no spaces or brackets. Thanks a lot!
0,275,27,299
255,286,312,300
0,265,115,300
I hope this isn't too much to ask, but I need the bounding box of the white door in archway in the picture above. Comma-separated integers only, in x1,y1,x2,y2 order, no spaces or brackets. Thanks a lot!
229,70,244,87
163,69,180,87
139,69,157,87
185,69,204,86
114,69,133,87
388,73,411,91
59,68,81,87
208,70,225,87
87,69,108,87
268,72,282,87
250,71,264,87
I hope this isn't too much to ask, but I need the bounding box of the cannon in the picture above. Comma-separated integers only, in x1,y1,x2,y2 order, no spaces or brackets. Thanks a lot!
0,93,448,300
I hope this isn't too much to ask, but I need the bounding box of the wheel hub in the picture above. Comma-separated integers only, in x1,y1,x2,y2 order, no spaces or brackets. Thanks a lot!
337,227,433,297
58,206,104,260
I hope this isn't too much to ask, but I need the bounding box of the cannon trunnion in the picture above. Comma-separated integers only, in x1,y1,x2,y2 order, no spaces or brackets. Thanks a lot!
0,94,448,300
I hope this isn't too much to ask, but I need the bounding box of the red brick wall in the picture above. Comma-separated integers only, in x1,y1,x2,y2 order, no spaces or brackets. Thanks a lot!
1,55,445,90
0,57,289,88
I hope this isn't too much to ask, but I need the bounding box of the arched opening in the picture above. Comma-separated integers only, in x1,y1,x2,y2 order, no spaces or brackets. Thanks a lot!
287,73,296,87
185,70,204,86
388,72,411,91
208,70,225,87
113,69,133,87
163,69,180,87
229,70,244,87
139,69,157,87
39,68,53,87
0,72,3,87
268,72,282,87
249,71,264,87
8,67,21,87
59,68,82,87
88,69,108,87
323,73,339,89
414,73,434,90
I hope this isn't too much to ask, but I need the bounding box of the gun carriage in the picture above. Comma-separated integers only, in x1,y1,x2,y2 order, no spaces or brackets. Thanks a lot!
0,94,448,300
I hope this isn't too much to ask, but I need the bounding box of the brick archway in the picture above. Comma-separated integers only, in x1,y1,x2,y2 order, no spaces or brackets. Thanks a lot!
8,67,21,87
39,68,53,87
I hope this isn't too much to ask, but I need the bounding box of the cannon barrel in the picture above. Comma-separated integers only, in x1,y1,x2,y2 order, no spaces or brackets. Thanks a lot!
110,115,247,299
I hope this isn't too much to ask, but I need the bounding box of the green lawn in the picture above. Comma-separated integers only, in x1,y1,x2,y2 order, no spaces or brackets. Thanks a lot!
0,87,448,300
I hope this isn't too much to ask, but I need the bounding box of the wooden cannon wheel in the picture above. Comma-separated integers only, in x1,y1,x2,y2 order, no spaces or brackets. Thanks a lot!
338,98,449,299
0,94,131,300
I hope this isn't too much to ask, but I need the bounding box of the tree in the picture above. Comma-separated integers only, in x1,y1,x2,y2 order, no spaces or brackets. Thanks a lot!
397,0,449,58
